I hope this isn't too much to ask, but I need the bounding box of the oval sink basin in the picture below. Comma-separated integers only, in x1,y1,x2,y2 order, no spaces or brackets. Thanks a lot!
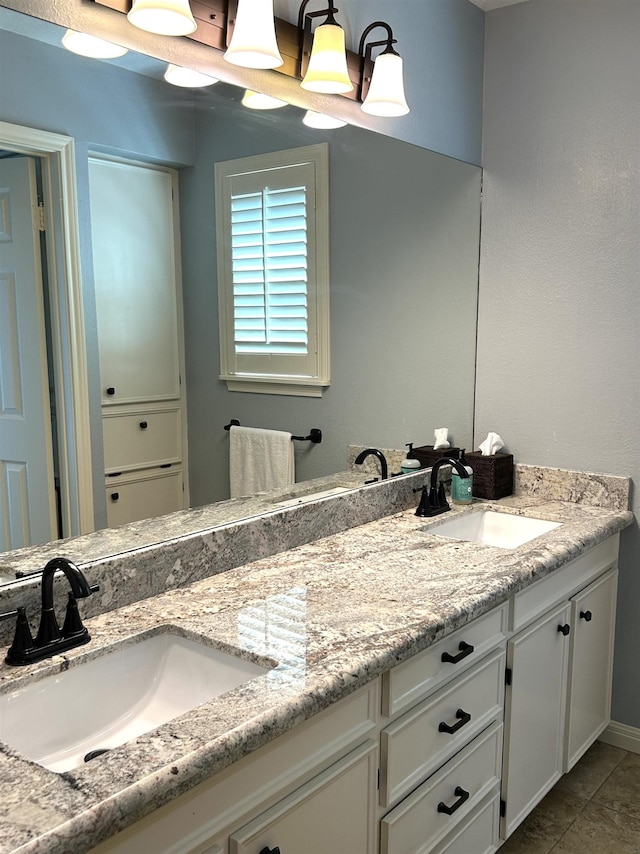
426,508,562,549
0,631,271,772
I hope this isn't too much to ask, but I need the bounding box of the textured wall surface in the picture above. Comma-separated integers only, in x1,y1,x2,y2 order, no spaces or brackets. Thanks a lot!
477,0,640,726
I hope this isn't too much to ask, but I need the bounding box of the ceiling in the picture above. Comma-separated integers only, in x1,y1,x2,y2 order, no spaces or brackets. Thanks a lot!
468,0,530,10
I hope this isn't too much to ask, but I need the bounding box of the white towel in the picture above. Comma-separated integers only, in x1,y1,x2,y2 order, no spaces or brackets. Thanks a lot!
229,426,295,498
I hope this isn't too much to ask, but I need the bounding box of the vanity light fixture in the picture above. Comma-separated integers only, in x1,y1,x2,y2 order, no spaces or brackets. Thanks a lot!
358,21,409,117
224,0,283,69
61,29,128,59
302,110,347,129
298,2,353,94
164,64,220,87
241,90,288,109
127,0,197,36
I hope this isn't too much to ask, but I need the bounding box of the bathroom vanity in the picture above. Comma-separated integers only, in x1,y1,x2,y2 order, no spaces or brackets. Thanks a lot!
0,466,633,854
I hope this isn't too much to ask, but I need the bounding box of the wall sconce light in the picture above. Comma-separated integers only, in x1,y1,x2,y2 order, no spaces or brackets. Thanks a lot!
241,90,288,109
358,22,409,117
62,29,128,58
224,0,283,69
298,2,353,94
164,64,219,87
302,110,347,129
127,0,197,36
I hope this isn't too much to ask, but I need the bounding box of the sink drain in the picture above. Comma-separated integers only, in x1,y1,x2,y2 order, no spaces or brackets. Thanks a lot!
84,748,110,763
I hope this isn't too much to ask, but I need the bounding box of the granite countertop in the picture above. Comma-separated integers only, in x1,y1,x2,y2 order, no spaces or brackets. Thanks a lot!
0,492,633,853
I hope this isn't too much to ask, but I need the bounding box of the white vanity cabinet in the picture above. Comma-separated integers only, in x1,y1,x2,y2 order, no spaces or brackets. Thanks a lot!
500,536,619,840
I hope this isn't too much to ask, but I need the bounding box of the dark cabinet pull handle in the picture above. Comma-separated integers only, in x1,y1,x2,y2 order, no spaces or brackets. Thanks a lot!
110,492,119,501
558,623,570,636
439,708,471,734
106,387,115,396
139,421,148,429
441,641,474,664
437,786,470,815
259,847,281,854
580,610,592,622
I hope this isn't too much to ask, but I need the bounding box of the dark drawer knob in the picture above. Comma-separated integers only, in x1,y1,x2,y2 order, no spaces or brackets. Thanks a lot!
139,421,148,429
558,623,571,636
580,610,592,622
441,641,474,664
110,492,119,502
106,387,115,396
437,786,470,815
438,708,471,735
259,847,281,854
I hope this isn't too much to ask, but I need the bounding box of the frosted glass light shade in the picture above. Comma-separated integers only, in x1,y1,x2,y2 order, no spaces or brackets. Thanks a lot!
224,0,283,69
300,23,353,94
62,30,128,58
241,90,288,109
127,0,197,36
302,111,347,129
361,52,409,117
164,64,219,87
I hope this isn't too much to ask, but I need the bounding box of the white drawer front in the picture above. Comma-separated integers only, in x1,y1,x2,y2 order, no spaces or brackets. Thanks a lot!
106,469,183,527
103,409,181,473
380,649,505,808
381,720,502,854
382,604,508,718
433,790,500,854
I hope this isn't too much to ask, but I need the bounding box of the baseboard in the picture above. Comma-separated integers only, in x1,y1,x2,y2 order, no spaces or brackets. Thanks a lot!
598,721,640,754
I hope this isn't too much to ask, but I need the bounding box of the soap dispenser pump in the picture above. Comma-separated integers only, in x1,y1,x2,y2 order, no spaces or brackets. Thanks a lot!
401,443,421,475
450,449,473,504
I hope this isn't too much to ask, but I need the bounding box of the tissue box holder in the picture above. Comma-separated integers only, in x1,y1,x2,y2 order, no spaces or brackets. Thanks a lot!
410,445,461,468
466,451,514,500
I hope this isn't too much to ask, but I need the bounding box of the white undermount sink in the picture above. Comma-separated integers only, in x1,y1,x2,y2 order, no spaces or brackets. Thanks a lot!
426,507,562,549
0,631,271,773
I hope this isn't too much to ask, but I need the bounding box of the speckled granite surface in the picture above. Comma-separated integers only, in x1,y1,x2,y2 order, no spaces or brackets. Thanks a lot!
0,473,633,853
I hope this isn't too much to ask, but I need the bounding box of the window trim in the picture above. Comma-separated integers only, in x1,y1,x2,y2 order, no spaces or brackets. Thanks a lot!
215,143,330,397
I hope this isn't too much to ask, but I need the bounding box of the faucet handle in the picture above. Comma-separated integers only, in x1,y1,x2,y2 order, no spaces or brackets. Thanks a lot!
6,607,35,662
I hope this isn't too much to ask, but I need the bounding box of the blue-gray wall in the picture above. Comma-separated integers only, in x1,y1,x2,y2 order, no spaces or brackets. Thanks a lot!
477,0,640,729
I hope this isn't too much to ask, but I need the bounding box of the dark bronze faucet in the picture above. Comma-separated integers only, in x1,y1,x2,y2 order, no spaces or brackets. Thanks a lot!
415,457,471,517
354,447,388,481
4,557,98,666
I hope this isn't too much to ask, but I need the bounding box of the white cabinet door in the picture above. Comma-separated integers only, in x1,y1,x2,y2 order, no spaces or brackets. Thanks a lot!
230,741,377,854
89,157,181,406
501,600,571,839
565,568,618,771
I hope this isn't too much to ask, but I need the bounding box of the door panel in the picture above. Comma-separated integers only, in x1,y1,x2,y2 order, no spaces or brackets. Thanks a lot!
0,156,56,550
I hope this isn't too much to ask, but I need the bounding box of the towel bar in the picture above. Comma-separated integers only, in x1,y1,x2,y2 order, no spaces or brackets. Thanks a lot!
224,420,322,444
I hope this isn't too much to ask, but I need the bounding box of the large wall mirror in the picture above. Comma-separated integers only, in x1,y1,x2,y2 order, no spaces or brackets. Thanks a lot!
0,3,481,583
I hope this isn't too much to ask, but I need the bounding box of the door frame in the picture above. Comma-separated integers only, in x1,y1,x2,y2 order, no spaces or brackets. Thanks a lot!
0,120,94,538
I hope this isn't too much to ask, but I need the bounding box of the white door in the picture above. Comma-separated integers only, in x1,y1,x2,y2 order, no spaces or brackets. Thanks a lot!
0,156,57,550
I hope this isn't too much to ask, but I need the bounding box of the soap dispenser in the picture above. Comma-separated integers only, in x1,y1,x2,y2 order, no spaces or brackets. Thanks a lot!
401,443,421,475
450,449,473,504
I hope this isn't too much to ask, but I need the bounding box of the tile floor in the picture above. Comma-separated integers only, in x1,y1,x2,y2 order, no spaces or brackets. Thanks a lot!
499,741,640,853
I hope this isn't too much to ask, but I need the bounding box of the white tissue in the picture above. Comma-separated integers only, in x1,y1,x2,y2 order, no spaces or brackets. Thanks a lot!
433,427,450,450
479,432,504,456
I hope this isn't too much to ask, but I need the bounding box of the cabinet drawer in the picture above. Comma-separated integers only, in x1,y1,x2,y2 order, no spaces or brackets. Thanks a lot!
432,790,500,854
382,604,507,718
230,740,377,854
380,720,502,854
380,649,505,808
103,409,181,473
106,469,183,527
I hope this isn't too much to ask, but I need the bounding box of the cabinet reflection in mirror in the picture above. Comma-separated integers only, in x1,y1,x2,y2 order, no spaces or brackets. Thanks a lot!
0,8,480,578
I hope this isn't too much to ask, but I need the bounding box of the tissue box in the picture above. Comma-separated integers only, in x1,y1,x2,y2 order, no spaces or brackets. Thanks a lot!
410,445,461,468
467,451,514,500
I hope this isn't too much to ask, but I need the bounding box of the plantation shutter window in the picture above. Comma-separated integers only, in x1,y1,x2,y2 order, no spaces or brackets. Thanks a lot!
216,145,330,397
